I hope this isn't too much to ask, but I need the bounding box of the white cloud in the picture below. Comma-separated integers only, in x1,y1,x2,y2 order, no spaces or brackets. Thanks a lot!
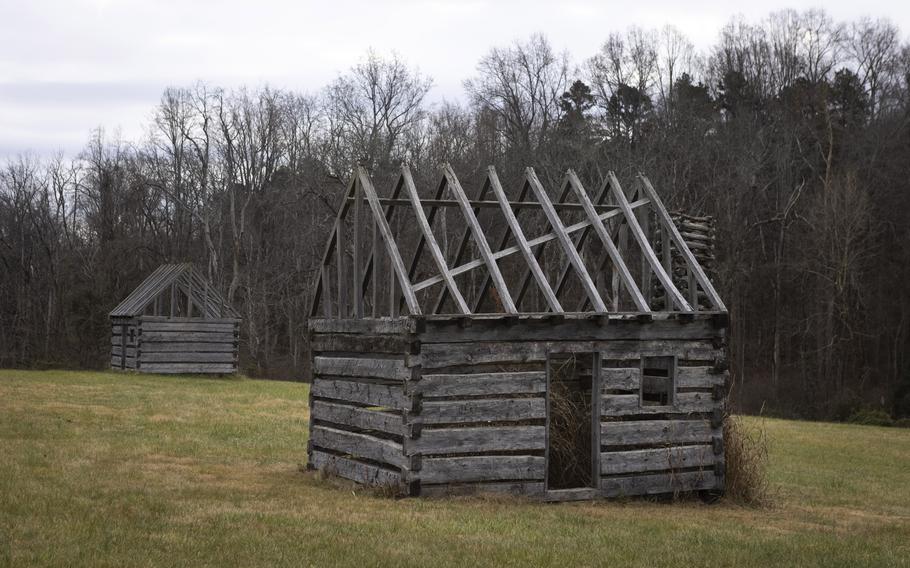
1,0,908,160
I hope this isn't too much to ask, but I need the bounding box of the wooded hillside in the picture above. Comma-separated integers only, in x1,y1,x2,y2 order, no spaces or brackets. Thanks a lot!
2,9,909,419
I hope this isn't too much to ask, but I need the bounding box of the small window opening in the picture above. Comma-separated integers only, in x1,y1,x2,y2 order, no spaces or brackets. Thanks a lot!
129,328,136,343
641,356,675,407
547,353,595,489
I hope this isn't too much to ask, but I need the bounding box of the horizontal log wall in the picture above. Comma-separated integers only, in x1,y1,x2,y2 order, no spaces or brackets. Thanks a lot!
110,319,138,370
414,314,727,499
307,318,416,493
132,316,240,374
306,314,728,500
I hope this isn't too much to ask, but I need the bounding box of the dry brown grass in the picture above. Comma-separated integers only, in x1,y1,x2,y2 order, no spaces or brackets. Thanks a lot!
724,414,772,506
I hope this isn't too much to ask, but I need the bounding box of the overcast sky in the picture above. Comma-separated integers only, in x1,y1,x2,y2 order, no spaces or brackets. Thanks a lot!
1,0,908,160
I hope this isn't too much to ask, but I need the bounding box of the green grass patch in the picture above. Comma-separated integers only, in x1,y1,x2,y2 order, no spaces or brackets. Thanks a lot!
1,369,908,567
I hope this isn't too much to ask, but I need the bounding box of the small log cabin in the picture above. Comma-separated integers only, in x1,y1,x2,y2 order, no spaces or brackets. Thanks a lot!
307,164,729,501
110,263,240,374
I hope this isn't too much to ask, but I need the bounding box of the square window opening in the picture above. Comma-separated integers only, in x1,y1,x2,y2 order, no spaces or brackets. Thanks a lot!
641,355,675,407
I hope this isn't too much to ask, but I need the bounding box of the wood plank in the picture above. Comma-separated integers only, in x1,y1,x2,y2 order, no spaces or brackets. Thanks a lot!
443,165,517,313
310,425,406,468
601,392,714,416
140,342,237,353
401,165,471,314
140,332,236,343
601,444,716,474
308,318,413,335
415,425,545,454
418,372,546,397
357,166,421,315
419,318,720,344
311,379,408,410
600,419,716,446
308,449,402,486
601,367,640,391
111,346,137,358
139,322,236,333
677,367,726,389
486,166,562,312
525,168,607,312
601,470,717,497
310,333,412,355
419,455,545,484
419,340,720,369
638,175,727,311
608,172,692,312
411,198,651,292
313,356,411,381
140,352,236,364
566,170,649,311
420,481,545,498
311,400,406,436
419,398,546,424
139,363,236,374
140,316,240,323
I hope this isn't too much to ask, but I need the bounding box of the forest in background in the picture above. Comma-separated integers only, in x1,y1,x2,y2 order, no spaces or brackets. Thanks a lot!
2,9,909,420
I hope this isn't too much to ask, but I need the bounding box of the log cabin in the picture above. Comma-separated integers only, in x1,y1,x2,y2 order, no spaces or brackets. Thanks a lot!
306,164,728,501
110,263,240,375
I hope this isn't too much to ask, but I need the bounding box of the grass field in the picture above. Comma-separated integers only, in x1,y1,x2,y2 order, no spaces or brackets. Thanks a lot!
1,370,908,567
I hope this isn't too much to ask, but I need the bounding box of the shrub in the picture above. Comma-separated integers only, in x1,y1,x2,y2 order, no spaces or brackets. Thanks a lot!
724,415,771,506
893,418,910,428
846,406,894,427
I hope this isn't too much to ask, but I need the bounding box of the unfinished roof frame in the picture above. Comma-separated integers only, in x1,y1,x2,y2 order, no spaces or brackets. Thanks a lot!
309,164,726,319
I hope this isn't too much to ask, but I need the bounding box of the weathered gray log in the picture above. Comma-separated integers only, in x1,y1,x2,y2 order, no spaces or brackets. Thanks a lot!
308,318,414,335
139,322,236,333
111,356,136,368
309,449,402,487
313,356,411,381
310,425,407,468
419,455,545,484
111,346,137,358
418,340,720,368
311,400,406,436
676,367,726,388
140,352,235,364
140,363,235,374
418,318,720,344
140,316,240,323
600,367,640,391
420,481,546,498
310,379,408,410
601,470,717,497
140,332,237,343
600,444,715,474
419,398,546,424
414,425,545,454
601,392,714,416
600,419,716,446
140,342,236,353
418,372,546,397
310,333,412,355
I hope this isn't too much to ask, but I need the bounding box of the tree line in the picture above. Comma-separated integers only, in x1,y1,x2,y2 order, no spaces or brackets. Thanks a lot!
2,9,909,420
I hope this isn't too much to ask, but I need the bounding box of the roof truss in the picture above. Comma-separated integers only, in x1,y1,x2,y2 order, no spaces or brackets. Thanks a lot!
309,164,726,319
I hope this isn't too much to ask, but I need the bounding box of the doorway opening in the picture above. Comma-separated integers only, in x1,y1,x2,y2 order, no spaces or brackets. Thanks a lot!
547,352,598,489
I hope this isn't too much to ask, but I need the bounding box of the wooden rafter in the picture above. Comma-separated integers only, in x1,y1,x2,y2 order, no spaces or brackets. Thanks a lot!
566,170,650,312
525,168,607,313
411,197,651,292
356,166,421,315
309,164,727,318
638,175,727,311
443,165,518,314
400,164,471,314
608,172,692,312
487,166,562,312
